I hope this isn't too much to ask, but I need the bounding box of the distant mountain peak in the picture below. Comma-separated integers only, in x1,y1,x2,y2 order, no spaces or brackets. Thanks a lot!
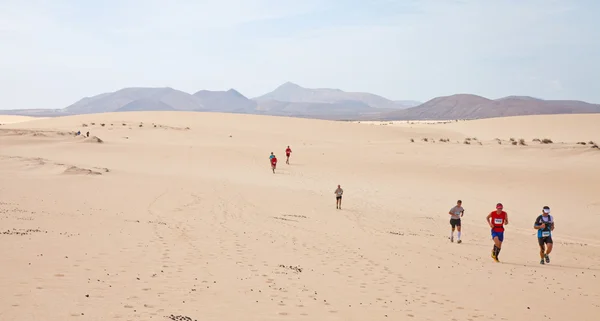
226,88,245,98
276,81,303,90
496,95,542,101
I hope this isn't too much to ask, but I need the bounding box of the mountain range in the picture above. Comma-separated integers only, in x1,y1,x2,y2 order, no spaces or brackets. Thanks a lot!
2,82,599,120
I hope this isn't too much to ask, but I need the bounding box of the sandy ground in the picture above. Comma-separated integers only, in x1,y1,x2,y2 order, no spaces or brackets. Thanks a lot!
1,111,599,321
0,115,46,124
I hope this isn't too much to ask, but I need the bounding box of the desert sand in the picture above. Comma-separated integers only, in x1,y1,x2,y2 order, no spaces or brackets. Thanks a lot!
1,112,599,321
0,115,46,124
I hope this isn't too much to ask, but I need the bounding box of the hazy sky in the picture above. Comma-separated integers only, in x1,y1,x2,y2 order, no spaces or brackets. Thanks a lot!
1,0,598,109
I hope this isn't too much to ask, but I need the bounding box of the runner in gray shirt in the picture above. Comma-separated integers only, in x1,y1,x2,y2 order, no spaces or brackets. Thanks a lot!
449,200,464,243
335,185,343,209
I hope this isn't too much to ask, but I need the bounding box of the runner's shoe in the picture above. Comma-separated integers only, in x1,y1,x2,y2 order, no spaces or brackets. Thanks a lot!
457,239,462,244
545,254,550,263
450,236,454,242
540,259,545,265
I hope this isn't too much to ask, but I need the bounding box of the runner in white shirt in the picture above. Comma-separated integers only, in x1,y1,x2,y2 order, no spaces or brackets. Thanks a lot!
334,185,344,209
448,200,464,243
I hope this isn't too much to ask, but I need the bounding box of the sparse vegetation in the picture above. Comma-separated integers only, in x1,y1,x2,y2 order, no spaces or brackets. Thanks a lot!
422,138,428,142
532,138,541,143
509,138,516,142
91,122,95,125
122,123,126,126
577,142,587,145
518,138,526,146
478,141,483,145
541,138,553,144
463,139,471,145
82,123,88,127
410,138,414,143
591,144,599,149
100,123,105,127
511,141,518,145
495,138,502,145
589,141,595,145
139,124,143,127
439,138,450,143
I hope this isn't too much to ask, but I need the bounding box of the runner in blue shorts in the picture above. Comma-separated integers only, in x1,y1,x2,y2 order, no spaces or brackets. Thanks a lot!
486,203,509,262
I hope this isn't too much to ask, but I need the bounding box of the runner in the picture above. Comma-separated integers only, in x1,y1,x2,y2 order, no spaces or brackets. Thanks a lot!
534,206,554,264
285,146,292,164
269,152,275,160
270,154,277,173
486,203,508,262
448,200,464,243
334,185,343,209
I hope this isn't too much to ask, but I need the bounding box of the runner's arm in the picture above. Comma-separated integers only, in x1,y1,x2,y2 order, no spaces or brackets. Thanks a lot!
504,213,509,225
534,216,542,229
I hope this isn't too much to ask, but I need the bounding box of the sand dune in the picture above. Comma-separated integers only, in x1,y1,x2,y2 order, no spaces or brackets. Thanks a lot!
1,111,599,321
0,115,46,124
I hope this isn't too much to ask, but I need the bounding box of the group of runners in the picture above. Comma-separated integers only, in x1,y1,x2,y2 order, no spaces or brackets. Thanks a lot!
448,200,555,264
267,147,557,264
267,146,345,209
268,146,292,173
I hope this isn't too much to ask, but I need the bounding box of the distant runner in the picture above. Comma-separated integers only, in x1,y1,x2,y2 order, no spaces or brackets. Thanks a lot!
269,152,275,160
335,185,343,209
448,200,464,243
270,155,277,173
534,206,554,265
285,146,292,164
486,203,508,262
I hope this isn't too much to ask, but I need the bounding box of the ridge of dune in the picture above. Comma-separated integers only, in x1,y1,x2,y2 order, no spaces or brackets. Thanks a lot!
0,115,47,124
1,111,599,321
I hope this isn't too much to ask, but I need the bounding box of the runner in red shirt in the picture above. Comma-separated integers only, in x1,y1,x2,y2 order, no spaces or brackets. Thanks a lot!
270,155,278,173
486,203,509,262
285,146,292,164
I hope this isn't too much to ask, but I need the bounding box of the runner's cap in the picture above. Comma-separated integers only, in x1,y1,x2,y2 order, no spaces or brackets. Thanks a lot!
496,203,503,209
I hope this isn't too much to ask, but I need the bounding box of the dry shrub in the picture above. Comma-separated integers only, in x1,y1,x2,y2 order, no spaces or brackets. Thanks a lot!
139,124,143,127
91,122,96,125
410,138,414,143
511,141,518,145
591,144,599,149
518,138,526,146
465,137,472,141
464,139,471,145
509,138,516,142
122,123,127,126
589,141,595,145
439,138,450,143
100,123,106,127
82,123,88,127
577,142,587,145
533,138,541,143
422,138,428,142
541,138,553,144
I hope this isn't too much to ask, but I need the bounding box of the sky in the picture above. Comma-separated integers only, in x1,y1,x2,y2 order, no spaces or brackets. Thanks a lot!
1,0,599,110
